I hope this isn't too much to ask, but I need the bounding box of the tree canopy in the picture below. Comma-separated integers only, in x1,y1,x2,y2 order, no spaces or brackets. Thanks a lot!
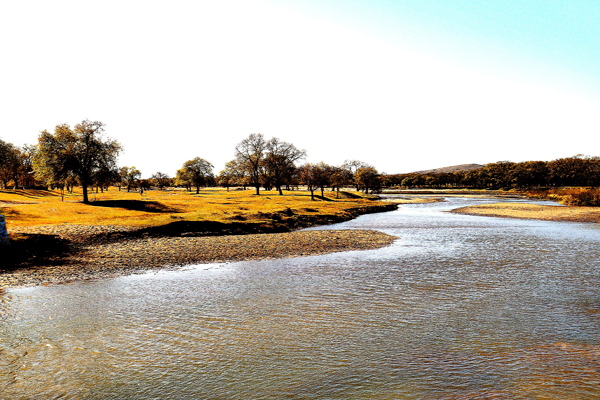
180,157,214,194
34,120,122,202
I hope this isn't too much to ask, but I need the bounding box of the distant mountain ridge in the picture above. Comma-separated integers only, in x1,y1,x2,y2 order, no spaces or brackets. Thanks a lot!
412,163,484,174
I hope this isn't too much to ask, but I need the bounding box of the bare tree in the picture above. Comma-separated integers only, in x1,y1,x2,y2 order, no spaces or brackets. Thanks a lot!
150,171,171,190
298,163,318,200
264,137,306,195
235,133,266,195
341,159,370,191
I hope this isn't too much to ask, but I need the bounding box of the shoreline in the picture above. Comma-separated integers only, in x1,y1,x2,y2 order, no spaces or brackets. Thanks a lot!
1,203,398,289
450,202,600,224
1,229,397,289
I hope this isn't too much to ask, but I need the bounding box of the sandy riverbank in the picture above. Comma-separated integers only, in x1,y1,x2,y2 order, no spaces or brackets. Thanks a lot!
0,229,396,288
451,202,600,223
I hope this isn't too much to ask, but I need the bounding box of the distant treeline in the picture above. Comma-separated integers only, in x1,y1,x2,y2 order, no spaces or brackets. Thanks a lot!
3,121,599,203
385,156,600,189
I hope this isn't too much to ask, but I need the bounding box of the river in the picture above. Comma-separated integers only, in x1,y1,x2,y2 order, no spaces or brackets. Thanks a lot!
1,197,599,399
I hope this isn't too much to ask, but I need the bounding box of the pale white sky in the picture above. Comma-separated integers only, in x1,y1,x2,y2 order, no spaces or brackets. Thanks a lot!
1,0,599,176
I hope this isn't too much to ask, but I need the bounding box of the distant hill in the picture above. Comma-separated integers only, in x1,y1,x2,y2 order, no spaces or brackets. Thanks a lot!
412,164,484,174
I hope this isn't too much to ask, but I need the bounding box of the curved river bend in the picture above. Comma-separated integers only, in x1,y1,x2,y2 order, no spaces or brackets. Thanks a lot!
1,197,600,399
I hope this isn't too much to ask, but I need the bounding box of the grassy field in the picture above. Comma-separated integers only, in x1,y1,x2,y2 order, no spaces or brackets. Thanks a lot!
0,187,387,230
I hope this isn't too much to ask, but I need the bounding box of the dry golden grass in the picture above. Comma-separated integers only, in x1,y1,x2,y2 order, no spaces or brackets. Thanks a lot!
0,187,385,228
451,202,600,223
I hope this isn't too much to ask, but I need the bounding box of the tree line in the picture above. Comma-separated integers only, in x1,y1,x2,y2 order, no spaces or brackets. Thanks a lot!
385,156,600,189
0,120,382,202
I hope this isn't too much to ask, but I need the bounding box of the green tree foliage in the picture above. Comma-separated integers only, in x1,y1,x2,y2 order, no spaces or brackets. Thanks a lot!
180,157,214,194
0,140,23,189
355,166,381,194
34,120,121,203
388,156,600,190
120,166,142,192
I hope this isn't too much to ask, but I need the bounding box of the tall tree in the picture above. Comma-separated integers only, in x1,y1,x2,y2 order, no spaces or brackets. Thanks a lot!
35,120,121,203
264,137,306,195
120,166,142,192
235,133,266,195
181,157,214,194
0,140,22,189
298,163,318,200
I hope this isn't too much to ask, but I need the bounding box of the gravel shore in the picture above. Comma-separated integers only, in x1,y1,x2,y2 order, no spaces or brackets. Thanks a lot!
1,229,397,288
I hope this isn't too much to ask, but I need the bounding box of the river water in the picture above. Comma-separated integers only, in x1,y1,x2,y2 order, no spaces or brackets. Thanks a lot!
1,197,600,399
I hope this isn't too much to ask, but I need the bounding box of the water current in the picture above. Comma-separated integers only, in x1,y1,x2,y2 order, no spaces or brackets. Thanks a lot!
1,196,599,399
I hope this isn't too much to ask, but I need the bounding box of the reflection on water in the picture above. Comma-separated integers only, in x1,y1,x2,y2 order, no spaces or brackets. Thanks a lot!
1,197,600,399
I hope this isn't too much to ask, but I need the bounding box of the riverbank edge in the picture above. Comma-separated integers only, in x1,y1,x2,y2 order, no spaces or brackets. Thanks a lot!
450,202,600,224
1,203,398,288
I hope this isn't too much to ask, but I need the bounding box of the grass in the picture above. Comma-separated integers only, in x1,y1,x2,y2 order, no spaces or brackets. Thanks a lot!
525,188,600,206
0,187,386,229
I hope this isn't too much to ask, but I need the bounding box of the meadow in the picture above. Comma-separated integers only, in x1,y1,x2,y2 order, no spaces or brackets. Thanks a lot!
0,187,385,231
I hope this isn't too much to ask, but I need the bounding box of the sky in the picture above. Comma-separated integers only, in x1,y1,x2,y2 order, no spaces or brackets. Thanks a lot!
1,0,599,176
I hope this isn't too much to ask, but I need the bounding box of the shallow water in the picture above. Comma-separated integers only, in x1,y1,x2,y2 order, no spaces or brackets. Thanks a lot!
1,197,600,399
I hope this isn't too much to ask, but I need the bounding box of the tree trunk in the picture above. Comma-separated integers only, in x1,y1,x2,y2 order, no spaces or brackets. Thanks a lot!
278,185,283,195
196,185,200,194
82,184,89,203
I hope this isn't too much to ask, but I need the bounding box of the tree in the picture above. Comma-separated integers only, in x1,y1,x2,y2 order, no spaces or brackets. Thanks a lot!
181,157,214,194
221,159,249,189
150,171,171,189
330,166,353,198
356,166,381,194
313,162,333,198
94,164,119,192
0,140,22,189
35,120,122,203
298,163,318,200
175,168,192,191
342,159,369,191
235,133,267,195
120,166,141,192
264,137,306,195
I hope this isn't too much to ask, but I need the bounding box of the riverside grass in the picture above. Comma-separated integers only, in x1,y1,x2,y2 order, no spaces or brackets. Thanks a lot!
0,187,382,230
